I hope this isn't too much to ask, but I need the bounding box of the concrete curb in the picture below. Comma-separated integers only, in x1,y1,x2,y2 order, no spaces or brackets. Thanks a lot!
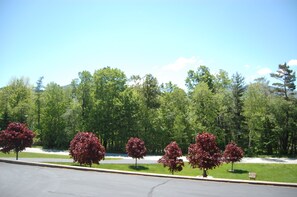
1,158,297,188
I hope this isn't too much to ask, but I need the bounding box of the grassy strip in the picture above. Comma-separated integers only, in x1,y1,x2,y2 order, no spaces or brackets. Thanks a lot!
49,162,297,183
0,152,70,159
0,152,121,160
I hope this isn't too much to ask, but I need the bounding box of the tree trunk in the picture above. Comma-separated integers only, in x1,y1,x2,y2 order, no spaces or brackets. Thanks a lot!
16,151,19,160
231,162,234,171
135,158,138,168
203,169,207,177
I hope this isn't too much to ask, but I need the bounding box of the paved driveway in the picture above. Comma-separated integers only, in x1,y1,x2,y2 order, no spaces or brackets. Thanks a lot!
1,162,296,197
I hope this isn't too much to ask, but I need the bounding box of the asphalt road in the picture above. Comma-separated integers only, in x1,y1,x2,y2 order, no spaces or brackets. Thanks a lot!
0,157,158,164
1,162,296,197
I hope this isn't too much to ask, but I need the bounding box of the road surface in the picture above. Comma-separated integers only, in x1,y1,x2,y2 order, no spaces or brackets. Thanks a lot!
0,162,296,197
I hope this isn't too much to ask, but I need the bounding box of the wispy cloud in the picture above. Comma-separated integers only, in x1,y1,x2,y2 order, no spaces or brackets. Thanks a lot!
257,68,272,76
288,59,297,66
244,64,251,69
161,56,202,72
155,56,203,89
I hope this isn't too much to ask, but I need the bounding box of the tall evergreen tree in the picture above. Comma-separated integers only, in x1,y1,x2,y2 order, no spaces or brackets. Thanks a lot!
270,63,296,154
34,76,44,131
270,63,296,100
231,73,246,144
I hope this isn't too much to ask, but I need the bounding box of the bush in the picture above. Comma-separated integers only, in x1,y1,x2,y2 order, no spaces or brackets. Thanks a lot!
0,122,35,160
69,132,105,166
158,141,184,175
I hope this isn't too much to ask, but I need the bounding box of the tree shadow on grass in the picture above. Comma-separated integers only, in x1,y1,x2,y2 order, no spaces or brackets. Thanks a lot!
129,165,149,171
228,169,249,174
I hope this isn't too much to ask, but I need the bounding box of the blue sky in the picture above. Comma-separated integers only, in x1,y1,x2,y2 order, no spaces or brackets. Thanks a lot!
1,0,297,89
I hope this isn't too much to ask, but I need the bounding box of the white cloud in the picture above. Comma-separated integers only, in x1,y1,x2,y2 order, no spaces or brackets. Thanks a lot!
161,56,201,72
154,56,203,89
288,59,297,66
257,68,272,76
244,64,251,69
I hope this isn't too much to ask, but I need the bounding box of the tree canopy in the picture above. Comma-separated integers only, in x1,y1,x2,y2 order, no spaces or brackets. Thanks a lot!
0,122,35,160
0,64,296,156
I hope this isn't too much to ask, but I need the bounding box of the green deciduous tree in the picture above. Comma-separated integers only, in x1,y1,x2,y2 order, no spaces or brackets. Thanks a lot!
138,74,161,153
0,78,34,126
158,84,190,151
41,82,68,149
189,82,218,135
92,67,127,150
243,79,271,154
186,65,215,92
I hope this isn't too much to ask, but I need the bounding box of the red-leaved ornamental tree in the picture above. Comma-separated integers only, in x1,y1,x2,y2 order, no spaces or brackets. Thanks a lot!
223,141,244,171
69,132,105,167
0,122,35,160
158,141,184,175
187,132,222,177
126,137,147,167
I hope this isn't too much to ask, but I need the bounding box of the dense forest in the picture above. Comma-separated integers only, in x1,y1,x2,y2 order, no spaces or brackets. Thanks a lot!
0,63,296,156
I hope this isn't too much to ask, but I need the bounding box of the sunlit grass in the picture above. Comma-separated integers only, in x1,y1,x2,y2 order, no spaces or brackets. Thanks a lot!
0,151,70,159
0,151,121,160
49,162,297,183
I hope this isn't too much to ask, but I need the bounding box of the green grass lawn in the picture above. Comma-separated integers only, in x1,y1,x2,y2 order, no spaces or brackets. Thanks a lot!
49,162,297,183
0,152,121,160
0,151,71,159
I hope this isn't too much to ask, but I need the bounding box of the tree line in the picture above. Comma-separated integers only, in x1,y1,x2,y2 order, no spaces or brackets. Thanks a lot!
0,63,296,156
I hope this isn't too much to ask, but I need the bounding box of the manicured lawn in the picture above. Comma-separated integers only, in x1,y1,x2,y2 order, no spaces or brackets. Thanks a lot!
49,162,297,183
0,152,121,160
0,152,71,159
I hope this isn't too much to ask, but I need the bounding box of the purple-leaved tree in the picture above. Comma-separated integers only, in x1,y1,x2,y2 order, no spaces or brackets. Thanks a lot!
187,132,222,177
223,141,244,171
158,141,184,175
126,137,146,168
69,132,105,167
0,122,35,160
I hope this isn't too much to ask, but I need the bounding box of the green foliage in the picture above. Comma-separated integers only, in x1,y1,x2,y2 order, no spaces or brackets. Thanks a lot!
270,63,296,99
189,82,218,133
1,63,296,156
0,78,34,127
231,72,246,144
186,65,215,92
158,85,190,151
41,82,68,149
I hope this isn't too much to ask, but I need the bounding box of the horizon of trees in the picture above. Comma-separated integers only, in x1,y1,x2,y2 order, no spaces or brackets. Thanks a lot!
0,63,296,156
